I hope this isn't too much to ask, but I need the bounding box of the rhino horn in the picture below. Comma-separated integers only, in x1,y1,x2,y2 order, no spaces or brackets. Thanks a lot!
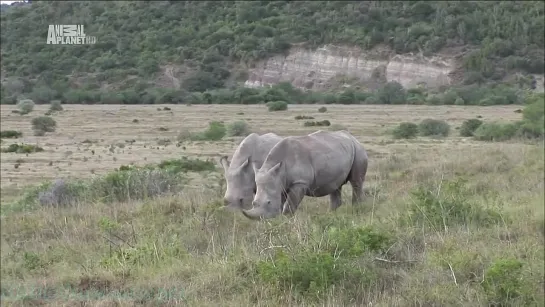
242,207,267,220
242,206,280,220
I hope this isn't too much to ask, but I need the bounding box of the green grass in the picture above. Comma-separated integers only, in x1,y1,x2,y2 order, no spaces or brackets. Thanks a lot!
1,140,543,306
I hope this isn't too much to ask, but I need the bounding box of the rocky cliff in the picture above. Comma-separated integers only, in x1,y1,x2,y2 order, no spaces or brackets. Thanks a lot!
244,44,458,91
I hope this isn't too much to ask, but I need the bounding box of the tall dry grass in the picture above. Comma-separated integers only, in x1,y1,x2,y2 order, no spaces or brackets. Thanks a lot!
1,141,543,306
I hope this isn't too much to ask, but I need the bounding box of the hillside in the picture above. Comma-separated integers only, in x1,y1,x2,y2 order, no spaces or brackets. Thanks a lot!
1,1,544,105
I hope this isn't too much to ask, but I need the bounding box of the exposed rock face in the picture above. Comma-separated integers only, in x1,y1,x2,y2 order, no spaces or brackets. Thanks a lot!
244,44,456,91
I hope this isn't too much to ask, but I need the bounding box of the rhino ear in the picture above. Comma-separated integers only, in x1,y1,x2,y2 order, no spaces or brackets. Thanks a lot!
267,161,283,176
219,155,230,171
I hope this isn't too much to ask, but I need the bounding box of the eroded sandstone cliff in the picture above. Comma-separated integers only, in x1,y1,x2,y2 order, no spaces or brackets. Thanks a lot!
244,44,457,91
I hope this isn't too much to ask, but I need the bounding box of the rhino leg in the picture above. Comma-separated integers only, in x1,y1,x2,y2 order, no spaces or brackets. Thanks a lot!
329,188,343,211
282,185,306,215
348,152,368,206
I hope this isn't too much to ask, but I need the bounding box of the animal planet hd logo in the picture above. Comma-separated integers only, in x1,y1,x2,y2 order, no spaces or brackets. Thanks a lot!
46,25,96,45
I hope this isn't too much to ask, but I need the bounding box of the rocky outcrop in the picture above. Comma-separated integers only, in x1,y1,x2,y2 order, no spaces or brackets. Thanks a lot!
244,44,456,91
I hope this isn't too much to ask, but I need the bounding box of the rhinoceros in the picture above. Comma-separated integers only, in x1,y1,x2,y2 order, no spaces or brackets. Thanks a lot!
219,132,285,211
242,130,368,220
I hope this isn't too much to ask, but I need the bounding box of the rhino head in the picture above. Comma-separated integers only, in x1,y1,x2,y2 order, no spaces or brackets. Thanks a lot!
220,155,257,211
242,161,285,220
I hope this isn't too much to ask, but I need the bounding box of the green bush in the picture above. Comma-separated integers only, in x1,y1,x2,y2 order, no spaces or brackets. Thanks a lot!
403,178,505,230
482,258,529,306
1,143,44,154
459,119,484,137
226,120,251,137
15,157,212,209
257,250,354,297
318,107,327,113
267,101,288,111
473,122,518,141
17,99,35,115
418,119,450,137
324,226,392,257
49,100,63,112
156,157,216,173
517,94,544,138
392,122,419,139
0,130,22,139
31,116,57,136
294,115,314,120
191,121,226,141
303,120,331,127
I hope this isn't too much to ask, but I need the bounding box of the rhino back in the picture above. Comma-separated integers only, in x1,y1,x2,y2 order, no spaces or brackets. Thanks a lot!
262,131,357,190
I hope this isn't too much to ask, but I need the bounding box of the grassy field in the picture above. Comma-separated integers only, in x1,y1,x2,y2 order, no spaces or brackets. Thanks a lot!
1,104,543,306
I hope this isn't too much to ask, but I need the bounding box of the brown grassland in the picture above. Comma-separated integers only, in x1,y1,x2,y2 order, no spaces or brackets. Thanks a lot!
0,104,543,306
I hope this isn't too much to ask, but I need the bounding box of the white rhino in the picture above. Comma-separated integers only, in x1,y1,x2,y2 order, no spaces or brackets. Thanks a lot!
219,132,285,210
242,130,368,220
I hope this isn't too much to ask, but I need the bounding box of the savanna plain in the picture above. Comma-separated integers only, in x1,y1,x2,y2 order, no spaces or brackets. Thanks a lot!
0,104,543,306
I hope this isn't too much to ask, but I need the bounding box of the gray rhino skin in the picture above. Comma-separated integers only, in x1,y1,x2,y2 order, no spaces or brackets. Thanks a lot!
242,130,368,220
219,132,285,211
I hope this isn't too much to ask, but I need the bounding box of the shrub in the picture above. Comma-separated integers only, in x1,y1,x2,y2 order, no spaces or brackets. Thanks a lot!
403,178,505,230
17,99,35,115
459,119,484,137
482,258,528,306
33,157,212,207
0,130,22,139
473,122,518,142
267,101,288,111
157,157,216,173
392,122,418,139
226,120,251,137
191,121,226,141
1,143,44,154
49,100,63,112
318,106,327,113
418,119,450,137
31,116,57,136
256,249,368,298
294,115,314,120
324,225,392,257
517,94,544,138
304,120,331,127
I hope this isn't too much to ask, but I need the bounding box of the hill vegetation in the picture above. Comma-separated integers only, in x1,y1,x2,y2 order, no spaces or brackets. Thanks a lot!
1,1,544,105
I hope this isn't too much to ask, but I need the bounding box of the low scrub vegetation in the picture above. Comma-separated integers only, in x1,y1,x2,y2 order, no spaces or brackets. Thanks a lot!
31,116,57,136
226,120,251,137
6,157,215,211
1,143,44,154
0,130,22,139
177,121,227,142
303,120,331,127
459,119,484,137
267,101,288,112
392,122,419,139
294,115,314,120
418,119,451,137
16,99,34,115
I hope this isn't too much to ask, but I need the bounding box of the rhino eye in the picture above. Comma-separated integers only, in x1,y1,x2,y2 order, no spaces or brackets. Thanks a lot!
253,187,257,194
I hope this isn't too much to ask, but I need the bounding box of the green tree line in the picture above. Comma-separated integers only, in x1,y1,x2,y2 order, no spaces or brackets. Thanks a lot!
1,1,543,104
